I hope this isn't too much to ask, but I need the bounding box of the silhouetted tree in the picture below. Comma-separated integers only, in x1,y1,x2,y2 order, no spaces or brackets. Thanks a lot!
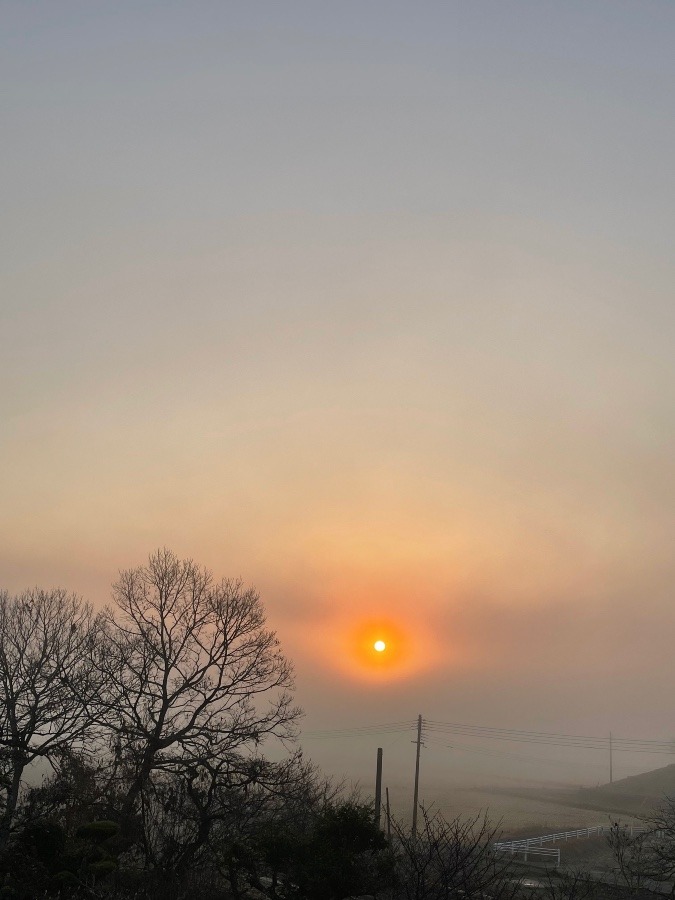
638,796,675,892
392,807,519,900
138,750,338,880
19,749,110,835
605,803,675,895
0,588,103,851
249,795,389,900
606,821,652,892
99,549,300,851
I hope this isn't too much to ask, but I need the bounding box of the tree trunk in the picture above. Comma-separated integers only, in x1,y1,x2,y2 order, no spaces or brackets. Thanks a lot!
0,754,26,853
118,748,157,843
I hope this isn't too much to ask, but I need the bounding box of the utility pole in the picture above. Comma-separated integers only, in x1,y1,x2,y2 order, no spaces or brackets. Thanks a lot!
375,747,383,828
412,714,422,839
609,732,613,784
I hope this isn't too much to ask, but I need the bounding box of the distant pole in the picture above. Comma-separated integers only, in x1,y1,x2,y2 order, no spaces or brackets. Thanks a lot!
385,786,392,841
609,732,613,784
412,714,423,839
375,747,383,828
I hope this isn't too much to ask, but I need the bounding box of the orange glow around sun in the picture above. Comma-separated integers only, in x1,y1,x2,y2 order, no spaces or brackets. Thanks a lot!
306,609,460,683
294,580,453,683
339,618,420,680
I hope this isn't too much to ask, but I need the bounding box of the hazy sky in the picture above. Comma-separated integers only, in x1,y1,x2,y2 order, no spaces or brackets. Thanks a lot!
2,2,674,792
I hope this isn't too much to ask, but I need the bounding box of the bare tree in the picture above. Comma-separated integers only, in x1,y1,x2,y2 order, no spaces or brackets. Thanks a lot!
100,549,300,842
392,807,519,900
0,588,103,851
630,797,675,896
606,821,652,893
138,750,338,876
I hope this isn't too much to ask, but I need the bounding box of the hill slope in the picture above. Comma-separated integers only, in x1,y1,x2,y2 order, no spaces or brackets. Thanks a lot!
576,763,675,815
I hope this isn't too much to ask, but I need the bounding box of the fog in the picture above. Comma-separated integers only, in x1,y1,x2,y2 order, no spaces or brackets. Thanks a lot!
2,2,674,817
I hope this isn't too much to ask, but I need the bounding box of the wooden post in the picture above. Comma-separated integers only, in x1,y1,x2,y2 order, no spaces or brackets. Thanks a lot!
609,732,613,784
385,786,392,841
412,714,422,839
375,747,383,828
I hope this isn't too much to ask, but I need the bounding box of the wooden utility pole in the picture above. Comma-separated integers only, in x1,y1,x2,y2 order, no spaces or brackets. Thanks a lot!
375,747,383,828
609,732,613,784
412,714,422,838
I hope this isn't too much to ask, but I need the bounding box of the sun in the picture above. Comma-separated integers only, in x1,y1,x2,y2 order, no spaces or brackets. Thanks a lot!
343,619,412,679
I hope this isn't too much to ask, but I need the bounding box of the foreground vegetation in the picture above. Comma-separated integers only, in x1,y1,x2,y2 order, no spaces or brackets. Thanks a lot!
0,550,518,899
3,550,675,900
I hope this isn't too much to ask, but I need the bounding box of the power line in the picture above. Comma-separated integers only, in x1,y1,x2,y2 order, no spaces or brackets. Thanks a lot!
301,719,675,755
423,735,610,770
426,719,674,747
425,720,675,754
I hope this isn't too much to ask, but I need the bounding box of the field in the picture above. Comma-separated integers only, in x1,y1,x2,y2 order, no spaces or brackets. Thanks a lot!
387,763,675,835
385,781,660,876
387,783,642,834
444,788,634,835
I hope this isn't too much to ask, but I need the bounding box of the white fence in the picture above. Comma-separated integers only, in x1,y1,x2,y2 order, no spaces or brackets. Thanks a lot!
494,825,606,853
493,824,649,868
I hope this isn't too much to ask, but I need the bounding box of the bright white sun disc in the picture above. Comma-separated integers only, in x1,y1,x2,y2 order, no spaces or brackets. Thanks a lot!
374,640,386,652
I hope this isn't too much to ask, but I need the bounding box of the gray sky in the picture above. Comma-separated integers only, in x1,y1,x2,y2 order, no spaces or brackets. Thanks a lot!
2,1,674,790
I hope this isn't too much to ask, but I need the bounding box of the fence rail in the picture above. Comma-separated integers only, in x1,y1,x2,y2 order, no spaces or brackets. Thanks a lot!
494,823,647,853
